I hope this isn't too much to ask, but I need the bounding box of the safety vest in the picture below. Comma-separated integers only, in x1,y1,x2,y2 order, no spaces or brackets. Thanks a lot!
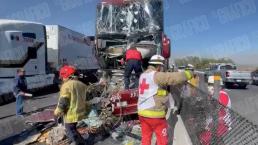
138,71,166,118
126,49,142,61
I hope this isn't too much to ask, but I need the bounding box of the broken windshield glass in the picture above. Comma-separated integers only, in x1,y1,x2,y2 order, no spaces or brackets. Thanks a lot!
96,0,163,35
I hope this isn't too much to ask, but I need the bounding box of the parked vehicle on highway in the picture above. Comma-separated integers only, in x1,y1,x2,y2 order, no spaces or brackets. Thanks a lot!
46,25,99,83
0,20,100,105
207,63,251,89
177,66,186,72
251,70,258,85
0,19,56,105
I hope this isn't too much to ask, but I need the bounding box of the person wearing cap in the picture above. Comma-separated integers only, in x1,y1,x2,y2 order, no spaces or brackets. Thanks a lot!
186,64,194,71
138,55,193,145
124,47,143,89
13,68,28,116
54,65,92,145
185,64,199,96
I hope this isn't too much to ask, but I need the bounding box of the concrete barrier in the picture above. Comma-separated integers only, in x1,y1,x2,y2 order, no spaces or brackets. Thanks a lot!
174,116,192,145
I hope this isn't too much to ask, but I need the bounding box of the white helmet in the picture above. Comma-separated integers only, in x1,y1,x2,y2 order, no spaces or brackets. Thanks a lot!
187,64,194,68
149,55,165,65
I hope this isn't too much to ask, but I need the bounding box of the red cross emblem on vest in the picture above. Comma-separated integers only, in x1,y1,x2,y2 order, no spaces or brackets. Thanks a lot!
139,78,149,94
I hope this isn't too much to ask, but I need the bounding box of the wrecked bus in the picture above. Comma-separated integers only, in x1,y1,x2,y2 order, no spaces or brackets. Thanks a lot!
95,0,171,116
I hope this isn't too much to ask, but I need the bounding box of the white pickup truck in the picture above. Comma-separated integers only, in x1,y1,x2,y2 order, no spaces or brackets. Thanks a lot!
208,63,251,89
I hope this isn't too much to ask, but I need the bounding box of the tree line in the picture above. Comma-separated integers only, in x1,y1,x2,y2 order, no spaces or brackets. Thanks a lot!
175,56,234,70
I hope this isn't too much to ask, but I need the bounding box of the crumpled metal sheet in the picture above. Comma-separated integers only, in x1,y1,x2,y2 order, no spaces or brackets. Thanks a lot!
106,46,125,57
14,133,42,145
110,121,149,145
121,124,157,145
96,0,163,35
25,109,55,123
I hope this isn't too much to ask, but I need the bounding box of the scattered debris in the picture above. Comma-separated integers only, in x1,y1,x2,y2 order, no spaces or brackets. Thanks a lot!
77,126,98,135
10,75,139,145
122,123,142,145
14,133,41,145
37,131,49,143
25,109,55,124
80,109,103,128
46,124,66,145
108,120,142,145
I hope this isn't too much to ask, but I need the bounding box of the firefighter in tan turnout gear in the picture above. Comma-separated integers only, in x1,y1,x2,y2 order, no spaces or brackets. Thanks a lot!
54,65,91,145
137,55,193,145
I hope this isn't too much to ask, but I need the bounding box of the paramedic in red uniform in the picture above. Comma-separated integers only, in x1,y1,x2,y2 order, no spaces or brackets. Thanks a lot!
124,47,143,89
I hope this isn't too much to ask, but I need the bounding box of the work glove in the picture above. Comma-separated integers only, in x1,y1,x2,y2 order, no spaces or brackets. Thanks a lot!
54,108,64,117
173,106,182,115
120,58,125,65
184,70,193,80
98,78,107,86
54,116,63,124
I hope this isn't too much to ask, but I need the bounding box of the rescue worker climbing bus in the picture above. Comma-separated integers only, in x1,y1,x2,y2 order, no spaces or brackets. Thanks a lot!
124,47,143,89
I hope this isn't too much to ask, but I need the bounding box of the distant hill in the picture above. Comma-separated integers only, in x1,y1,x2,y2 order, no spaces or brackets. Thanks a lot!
237,65,258,71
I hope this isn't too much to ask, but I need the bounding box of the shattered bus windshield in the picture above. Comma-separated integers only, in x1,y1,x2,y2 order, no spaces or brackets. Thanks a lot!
96,0,163,35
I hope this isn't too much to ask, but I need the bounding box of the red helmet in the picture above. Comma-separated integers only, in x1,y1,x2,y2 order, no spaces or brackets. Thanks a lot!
59,65,76,79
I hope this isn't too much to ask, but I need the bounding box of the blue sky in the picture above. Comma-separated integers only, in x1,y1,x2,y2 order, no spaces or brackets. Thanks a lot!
0,0,257,65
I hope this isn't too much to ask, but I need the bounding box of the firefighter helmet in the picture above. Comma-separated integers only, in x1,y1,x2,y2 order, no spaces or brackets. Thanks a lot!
59,65,76,79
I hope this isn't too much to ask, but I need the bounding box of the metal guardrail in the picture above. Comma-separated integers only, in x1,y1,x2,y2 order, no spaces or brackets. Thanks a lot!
172,79,258,145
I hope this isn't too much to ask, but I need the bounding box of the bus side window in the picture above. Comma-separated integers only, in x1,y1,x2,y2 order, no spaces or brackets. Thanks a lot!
28,47,37,59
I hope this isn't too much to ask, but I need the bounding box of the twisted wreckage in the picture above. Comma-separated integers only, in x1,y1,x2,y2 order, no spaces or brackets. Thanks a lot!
10,82,135,145
9,80,141,145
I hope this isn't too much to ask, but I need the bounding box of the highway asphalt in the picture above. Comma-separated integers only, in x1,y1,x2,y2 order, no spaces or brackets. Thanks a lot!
197,72,258,125
226,84,258,125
